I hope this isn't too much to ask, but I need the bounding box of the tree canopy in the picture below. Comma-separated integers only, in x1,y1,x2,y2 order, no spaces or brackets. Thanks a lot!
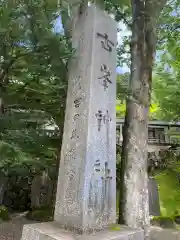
0,0,71,175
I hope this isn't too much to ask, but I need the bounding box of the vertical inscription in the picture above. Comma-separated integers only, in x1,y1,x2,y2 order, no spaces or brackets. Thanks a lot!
94,28,114,221
65,148,76,165
98,64,112,90
66,74,83,208
95,110,111,132
97,32,115,52
65,148,76,210
103,110,111,124
97,31,115,91
73,113,80,121
95,110,103,131
101,162,112,214
89,160,112,217
73,77,82,91
103,110,112,148
71,129,79,139
88,160,101,211
66,169,76,204
71,77,83,141
74,98,82,108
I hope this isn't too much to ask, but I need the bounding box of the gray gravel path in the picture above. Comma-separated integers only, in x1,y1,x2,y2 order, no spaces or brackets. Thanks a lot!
0,215,36,240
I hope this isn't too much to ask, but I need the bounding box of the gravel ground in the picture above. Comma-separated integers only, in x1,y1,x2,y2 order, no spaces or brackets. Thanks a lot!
0,217,180,240
0,215,36,240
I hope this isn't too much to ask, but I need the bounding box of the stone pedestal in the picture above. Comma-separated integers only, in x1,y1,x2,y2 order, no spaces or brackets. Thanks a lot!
21,222,144,240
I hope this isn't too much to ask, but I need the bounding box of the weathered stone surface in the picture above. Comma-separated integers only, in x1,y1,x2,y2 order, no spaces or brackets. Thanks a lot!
31,172,53,208
54,4,117,233
148,177,160,216
21,222,144,240
0,174,8,205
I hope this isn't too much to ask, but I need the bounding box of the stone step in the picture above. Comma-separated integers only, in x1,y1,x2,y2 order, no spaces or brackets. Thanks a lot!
21,222,144,240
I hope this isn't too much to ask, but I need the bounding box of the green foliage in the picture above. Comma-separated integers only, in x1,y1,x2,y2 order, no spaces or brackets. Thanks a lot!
0,205,10,221
0,0,71,175
155,170,180,216
153,0,180,121
116,74,128,118
116,73,162,119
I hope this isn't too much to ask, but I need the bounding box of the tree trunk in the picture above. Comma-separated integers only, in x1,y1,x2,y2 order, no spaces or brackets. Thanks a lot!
60,0,88,40
119,1,150,229
118,0,167,238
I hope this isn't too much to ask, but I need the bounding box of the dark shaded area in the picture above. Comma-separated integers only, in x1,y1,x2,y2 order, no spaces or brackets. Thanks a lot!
3,176,32,213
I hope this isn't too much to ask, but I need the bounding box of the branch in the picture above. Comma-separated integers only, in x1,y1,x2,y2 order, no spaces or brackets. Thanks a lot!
145,0,168,26
114,5,132,28
60,0,88,40
0,51,29,87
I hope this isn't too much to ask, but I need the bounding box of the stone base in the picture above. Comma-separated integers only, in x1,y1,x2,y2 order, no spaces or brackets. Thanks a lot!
21,222,144,240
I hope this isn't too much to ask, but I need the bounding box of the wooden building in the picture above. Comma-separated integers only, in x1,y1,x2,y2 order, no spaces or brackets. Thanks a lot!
116,119,180,152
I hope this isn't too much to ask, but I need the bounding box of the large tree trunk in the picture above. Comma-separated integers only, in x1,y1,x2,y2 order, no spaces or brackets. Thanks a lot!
118,0,150,230
60,0,88,40
118,0,167,238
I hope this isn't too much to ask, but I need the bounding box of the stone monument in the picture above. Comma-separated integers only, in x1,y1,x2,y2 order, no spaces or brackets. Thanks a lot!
53,3,117,233
31,172,53,209
148,177,161,216
21,4,144,240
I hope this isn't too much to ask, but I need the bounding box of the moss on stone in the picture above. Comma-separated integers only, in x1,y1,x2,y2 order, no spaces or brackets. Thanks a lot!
108,224,121,231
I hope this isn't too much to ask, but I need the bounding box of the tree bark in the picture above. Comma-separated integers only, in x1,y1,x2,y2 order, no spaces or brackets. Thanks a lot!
119,0,150,230
118,0,167,238
60,0,88,40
